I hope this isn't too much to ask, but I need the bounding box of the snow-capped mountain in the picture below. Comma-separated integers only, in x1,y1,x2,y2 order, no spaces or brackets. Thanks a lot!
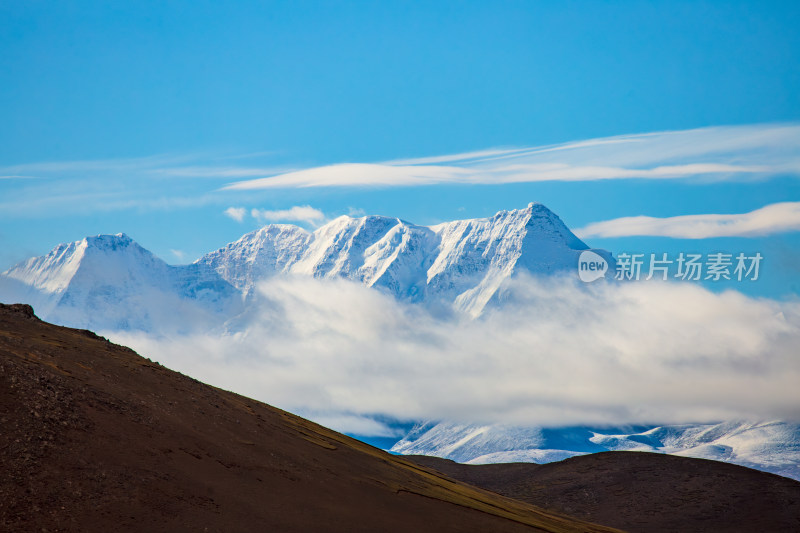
0,233,242,333
196,215,440,302
0,203,606,332
199,202,607,315
390,420,800,480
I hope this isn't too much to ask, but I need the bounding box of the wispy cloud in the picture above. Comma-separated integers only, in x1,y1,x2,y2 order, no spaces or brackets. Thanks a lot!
0,151,282,217
222,162,768,190
251,205,326,226
385,147,525,165
222,123,800,190
224,163,471,189
0,153,198,174
0,152,287,181
154,165,292,179
223,207,247,222
576,202,800,239
3,123,799,217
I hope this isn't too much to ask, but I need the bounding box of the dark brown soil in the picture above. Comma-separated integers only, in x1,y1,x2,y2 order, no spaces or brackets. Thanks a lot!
408,451,800,533
0,303,620,533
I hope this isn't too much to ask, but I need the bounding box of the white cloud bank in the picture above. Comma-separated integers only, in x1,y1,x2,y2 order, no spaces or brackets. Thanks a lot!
577,201,800,239
110,275,800,436
222,123,800,190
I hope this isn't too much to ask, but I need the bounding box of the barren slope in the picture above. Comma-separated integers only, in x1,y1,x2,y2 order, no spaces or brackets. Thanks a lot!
0,303,619,533
408,452,800,533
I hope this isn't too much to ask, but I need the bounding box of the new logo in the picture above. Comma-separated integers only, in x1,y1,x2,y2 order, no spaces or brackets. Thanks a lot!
578,250,608,283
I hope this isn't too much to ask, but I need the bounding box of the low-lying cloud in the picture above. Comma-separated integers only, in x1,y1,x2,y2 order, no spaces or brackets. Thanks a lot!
109,275,800,436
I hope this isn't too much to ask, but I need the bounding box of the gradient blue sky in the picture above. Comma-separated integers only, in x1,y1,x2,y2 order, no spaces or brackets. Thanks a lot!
2,1,799,296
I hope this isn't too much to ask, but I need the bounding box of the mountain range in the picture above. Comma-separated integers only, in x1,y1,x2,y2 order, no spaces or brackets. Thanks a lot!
0,202,607,332
391,420,800,481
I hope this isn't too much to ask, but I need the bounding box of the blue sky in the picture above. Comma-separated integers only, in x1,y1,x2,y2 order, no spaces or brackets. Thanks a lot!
2,1,799,297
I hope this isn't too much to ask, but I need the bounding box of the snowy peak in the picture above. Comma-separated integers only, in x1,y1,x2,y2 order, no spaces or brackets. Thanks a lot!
293,215,402,278
295,215,436,294
1,233,160,316
7,233,166,287
196,224,310,294
2,233,241,332
521,202,588,250
356,218,437,297
83,232,135,251
428,203,598,314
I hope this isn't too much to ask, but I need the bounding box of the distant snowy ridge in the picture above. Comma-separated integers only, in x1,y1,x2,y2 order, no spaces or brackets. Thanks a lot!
198,202,605,313
390,420,800,481
0,233,242,332
0,203,609,331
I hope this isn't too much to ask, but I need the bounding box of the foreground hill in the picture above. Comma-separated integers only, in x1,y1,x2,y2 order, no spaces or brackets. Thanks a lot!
0,303,618,533
408,453,800,533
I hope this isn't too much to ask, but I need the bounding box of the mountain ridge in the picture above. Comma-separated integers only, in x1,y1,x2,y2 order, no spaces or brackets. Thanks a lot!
406,452,800,533
391,420,800,481
1,203,608,331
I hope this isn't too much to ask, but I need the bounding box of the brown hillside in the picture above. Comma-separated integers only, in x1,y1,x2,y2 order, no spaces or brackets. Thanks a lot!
0,303,620,533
